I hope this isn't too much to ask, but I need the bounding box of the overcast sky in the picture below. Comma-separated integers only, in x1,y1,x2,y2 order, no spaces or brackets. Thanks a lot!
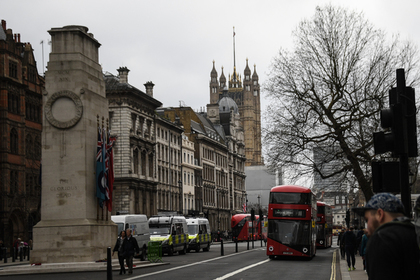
3,0,420,117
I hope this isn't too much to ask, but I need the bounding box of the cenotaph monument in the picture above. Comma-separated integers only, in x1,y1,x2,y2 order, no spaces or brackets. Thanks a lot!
31,25,116,263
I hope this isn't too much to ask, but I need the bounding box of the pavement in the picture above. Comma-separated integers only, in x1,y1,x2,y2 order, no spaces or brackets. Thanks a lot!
338,251,368,280
0,257,168,276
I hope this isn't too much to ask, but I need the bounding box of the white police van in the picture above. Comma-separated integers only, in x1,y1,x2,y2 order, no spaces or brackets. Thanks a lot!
149,215,188,256
186,217,211,252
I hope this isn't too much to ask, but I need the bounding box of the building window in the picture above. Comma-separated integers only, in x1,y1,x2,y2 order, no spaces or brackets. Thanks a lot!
133,149,139,174
148,153,154,177
10,170,18,194
9,61,18,78
141,151,146,175
8,91,20,114
10,128,18,154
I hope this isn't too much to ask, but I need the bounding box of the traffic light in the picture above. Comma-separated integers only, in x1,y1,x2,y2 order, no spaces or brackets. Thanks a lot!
251,209,255,221
373,69,418,157
373,88,404,156
259,209,263,218
345,210,350,227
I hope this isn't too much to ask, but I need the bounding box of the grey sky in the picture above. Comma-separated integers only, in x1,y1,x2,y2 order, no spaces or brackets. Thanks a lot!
3,0,420,114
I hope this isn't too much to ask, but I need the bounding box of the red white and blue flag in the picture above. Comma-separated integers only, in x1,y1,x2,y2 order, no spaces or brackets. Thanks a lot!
242,203,246,213
105,133,116,211
96,127,107,208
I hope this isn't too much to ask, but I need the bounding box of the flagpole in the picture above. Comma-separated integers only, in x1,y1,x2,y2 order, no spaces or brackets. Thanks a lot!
233,26,236,72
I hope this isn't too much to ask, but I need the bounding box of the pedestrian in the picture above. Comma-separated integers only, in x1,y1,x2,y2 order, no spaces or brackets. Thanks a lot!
356,227,364,255
123,228,140,275
360,228,368,271
337,229,345,260
112,230,126,275
342,226,357,271
353,193,420,279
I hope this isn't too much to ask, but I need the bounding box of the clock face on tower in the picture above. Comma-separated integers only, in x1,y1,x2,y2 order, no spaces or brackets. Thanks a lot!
45,90,83,129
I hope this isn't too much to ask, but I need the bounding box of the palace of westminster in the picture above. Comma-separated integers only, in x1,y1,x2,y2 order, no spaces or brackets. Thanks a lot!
0,20,264,246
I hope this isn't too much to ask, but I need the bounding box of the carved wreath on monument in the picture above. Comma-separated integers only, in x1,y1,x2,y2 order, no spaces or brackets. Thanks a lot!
45,90,83,129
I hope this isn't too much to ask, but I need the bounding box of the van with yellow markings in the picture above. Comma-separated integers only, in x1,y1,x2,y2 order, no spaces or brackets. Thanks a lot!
186,217,211,252
149,216,188,256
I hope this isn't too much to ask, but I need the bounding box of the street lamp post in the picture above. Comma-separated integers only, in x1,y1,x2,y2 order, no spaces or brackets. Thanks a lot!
178,180,183,214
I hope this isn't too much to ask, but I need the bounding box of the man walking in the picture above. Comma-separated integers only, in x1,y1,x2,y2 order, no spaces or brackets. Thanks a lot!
342,227,357,271
353,193,420,279
123,228,140,275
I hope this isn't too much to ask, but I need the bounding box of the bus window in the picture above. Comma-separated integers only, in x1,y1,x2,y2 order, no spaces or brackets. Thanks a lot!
269,192,311,205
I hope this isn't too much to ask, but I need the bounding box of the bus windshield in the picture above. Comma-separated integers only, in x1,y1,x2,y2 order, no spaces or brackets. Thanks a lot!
188,225,199,235
268,220,311,245
149,224,170,235
270,192,311,204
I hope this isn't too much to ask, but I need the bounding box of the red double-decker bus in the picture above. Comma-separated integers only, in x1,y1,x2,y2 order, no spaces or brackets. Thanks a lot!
316,202,333,248
231,214,264,241
266,185,317,259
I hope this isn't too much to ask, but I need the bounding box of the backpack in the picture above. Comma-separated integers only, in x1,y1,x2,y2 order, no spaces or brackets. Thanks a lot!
414,196,420,250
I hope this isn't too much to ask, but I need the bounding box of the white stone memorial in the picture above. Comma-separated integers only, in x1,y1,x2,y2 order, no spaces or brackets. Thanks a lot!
31,25,116,263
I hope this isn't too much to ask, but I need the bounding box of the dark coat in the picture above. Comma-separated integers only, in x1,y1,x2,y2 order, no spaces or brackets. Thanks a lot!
342,230,356,249
366,217,420,280
113,237,124,256
122,236,140,258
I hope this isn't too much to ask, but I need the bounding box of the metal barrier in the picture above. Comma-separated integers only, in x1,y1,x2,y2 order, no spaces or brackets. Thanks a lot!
147,241,162,263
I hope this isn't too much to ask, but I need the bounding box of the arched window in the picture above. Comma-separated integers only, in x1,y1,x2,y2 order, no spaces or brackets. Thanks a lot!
10,128,18,154
133,149,139,175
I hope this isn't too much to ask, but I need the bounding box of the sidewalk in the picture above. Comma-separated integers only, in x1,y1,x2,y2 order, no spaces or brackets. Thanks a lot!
339,252,368,280
0,257,168,276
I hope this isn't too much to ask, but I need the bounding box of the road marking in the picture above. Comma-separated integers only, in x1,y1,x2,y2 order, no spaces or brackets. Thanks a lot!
214,259,270,280
125,248,260,280
330,249,336,280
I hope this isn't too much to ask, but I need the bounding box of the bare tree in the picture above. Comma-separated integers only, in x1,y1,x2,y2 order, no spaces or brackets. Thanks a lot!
263,5,420,201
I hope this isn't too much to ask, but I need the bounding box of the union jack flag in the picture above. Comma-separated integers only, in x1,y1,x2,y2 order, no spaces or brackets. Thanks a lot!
243,203,247,213
96,127,106,207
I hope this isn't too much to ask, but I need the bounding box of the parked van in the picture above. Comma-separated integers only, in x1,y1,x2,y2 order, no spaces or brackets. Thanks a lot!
149,216,188,256
111,214,150,260
186,217,211,252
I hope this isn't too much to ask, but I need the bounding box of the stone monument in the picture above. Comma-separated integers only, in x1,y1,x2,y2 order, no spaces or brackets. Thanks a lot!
31,25,116,263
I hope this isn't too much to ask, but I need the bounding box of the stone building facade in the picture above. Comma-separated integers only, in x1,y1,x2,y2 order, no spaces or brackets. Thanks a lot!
105,68,161,217
0,20,44,248
209,59,262,166
155,112,184,213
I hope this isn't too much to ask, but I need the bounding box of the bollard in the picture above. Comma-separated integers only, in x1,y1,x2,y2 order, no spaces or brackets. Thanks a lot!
3,248,7,263
107,247,113,280
12,248,15,262
220,239,224,256
20,248,23,261
235,239,238,253
27,247,30,260
247,239,249,250
252,237,254,249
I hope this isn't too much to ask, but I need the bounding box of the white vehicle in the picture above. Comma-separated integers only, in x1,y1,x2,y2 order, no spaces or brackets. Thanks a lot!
186,217,211,252
149,216,188,256
111,214,150,260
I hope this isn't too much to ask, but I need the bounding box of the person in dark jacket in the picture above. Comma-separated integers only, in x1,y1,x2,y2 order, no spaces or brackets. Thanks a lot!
359,229,368,271
342,227,357,271
353,193,420,279
337,229,346,259
112,230,126,275
123,228,140,275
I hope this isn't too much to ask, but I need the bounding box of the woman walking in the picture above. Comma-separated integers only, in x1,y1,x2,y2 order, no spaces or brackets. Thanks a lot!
112,230,126,275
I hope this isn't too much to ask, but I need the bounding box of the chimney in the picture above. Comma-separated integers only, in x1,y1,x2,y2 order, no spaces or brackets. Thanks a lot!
14,34,16,42
117,67,130,84
1,20,5,30
144,81,155,97
17,34,20,43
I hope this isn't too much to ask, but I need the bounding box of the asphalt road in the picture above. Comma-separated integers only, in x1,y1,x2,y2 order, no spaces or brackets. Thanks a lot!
2,240,337,279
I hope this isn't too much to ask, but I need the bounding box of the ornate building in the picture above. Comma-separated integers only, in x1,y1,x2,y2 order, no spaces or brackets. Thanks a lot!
105,67,161,217
209,59,262,166
0,20,44,247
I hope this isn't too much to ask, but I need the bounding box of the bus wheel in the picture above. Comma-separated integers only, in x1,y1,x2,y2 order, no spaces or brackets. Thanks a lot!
180,245,187,255
269,255,275,260
168,246,174,256
195,246,200,253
